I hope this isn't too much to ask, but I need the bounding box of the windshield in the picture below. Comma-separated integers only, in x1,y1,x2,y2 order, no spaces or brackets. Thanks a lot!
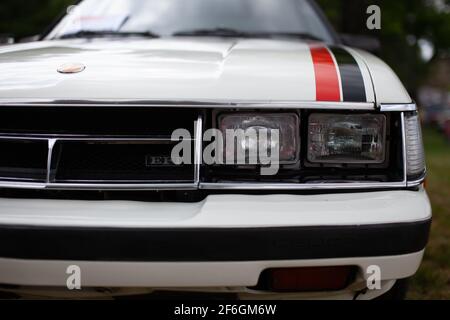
47,0,335,42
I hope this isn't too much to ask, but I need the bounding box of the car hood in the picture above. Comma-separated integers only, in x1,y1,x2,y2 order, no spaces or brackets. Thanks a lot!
0,37,411,104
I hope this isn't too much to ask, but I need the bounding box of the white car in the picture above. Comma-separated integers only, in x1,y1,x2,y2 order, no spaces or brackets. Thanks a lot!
0,0,431,300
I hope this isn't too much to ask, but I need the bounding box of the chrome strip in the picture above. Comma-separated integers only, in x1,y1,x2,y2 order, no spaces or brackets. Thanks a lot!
46,139,57,183
0,136,47,141
0,99,416,111
401,112,408,184
380,103,417,112
0,98,375,110
0,181,47,190
0,181,197,191
46,183,198,191
199,182,407,190
407,175,426,188
194,115,203,185
0,181,410,191
0,135,193,142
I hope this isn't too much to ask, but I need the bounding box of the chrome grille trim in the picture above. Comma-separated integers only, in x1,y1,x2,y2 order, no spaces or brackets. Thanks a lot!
0,181,198,191
0,99,375,110
194,115,203,185
407,173,427,188
199,182,408,190
46,139,57,184
0,114,200,189
0,181,419,191
401,112,408,184
0,107,424,191
0,99,419,112
0,135,195,141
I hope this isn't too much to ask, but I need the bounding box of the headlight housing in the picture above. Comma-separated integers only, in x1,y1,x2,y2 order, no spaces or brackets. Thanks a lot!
218,113,300,163
307,113,386,164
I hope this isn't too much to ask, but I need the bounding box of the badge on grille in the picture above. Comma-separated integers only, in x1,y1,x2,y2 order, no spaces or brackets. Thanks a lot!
145,155,175,167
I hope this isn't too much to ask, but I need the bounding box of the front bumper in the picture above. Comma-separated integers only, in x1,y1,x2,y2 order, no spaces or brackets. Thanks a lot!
0,189,431,298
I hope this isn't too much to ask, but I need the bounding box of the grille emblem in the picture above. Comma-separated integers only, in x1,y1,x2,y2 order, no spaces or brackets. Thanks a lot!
145,155,175,167
57,63,86,74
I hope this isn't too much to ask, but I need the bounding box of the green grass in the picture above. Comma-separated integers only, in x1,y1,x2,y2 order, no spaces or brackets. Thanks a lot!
407,128,450,299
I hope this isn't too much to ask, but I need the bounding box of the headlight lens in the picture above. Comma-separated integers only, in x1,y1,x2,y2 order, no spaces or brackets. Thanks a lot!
405,113,426,177
218,113,299,163
307,114,386,164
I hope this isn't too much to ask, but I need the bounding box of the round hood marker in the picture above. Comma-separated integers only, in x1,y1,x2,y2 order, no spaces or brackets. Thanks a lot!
57,63,86,74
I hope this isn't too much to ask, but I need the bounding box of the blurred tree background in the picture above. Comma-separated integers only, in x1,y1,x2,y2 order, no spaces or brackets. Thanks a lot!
0,0,74,39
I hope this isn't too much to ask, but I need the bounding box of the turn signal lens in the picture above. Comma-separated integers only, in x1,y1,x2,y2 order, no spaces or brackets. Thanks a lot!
405,113,426,178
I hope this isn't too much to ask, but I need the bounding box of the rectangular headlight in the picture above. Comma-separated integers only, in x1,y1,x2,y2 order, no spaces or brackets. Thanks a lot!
218,113,299,163
307,114,386,164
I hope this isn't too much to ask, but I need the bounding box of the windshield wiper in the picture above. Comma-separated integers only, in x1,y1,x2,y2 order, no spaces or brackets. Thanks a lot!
172,28,322,41
59,30,160,39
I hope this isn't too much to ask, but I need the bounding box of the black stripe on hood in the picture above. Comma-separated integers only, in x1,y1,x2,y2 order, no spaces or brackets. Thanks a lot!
329,47,367,102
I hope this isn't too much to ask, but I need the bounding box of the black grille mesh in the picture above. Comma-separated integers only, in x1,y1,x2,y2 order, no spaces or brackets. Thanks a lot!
0,140,47,181
0,107,199,185
55,141,194,182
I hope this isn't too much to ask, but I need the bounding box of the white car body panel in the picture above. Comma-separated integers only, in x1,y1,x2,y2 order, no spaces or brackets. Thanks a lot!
349,48,412,104
0,189,430,299
0,38,316,101
0,37,409,104
0,190,431,228
0,251,423,299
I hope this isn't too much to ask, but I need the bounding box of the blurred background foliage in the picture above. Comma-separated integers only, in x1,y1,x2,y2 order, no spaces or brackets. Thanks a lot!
0,0,73,39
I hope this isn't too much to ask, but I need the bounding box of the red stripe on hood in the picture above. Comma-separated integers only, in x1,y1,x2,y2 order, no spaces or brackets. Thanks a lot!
310,45,341,102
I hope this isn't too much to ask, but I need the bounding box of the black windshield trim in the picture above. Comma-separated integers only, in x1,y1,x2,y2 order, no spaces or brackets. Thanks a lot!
172,28,323,41
58,30,160,40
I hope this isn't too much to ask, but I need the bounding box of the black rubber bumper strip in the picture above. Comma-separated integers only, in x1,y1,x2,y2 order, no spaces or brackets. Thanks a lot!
0,219,431,262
